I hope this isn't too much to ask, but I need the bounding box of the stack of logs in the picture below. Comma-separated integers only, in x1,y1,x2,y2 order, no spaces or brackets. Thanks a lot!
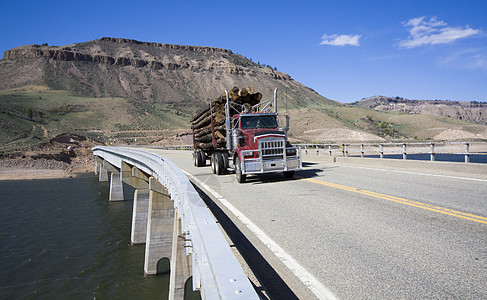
191,87,263,150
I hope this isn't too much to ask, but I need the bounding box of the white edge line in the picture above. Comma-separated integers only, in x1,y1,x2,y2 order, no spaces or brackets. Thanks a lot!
183,170,338,300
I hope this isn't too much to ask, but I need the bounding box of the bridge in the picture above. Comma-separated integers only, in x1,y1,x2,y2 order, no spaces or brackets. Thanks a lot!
94,146,487,299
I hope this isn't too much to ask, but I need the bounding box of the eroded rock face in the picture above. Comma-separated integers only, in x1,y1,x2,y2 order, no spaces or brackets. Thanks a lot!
2,37,292,80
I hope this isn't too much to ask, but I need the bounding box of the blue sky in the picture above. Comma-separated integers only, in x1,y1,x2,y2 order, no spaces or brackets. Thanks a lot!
1,0,486,103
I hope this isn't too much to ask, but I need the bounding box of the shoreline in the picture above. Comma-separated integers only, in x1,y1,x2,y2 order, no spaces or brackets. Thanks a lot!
0,155,94,181
0,167,93,181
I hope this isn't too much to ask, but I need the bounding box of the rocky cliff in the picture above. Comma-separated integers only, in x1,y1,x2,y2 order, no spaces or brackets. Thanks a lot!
353,96,487,125
1,37,330,112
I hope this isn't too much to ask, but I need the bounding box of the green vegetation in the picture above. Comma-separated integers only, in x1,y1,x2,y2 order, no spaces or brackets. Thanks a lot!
0,87,190,154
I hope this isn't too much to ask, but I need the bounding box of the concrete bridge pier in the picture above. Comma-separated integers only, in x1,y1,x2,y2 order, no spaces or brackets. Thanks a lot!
95,158,125,201
144,177,174,276
109,171,124,201
127,167,150,245
96,157,109,182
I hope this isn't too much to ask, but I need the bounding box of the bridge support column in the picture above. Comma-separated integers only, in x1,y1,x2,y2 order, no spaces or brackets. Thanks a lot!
132,188,149,244
109,170,124,201
94,157,102,175
170,209,192,299
98,160,109,182
122,165,151,245
144,177,174,276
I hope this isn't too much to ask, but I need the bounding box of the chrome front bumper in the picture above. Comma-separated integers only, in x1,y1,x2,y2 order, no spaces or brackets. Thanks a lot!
240,148,302,175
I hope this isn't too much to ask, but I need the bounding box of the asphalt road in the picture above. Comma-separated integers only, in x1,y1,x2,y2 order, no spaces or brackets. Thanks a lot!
149,149,487,299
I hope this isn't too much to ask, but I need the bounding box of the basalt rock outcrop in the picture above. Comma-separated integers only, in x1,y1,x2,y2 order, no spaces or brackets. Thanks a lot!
2,38,235,72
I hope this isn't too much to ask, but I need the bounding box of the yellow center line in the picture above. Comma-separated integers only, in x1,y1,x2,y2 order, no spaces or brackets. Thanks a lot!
300,177,487,225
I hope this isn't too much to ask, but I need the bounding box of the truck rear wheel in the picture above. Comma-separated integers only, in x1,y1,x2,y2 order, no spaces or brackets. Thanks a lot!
213,153,226,175
198,151,206,167
221,152,229,173
211,153,217,174
235,156,246,183
217,153,229,175
194,150,206,167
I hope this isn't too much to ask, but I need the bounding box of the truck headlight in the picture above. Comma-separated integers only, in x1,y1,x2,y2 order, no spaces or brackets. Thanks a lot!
243,151,254,157
286,148,296,156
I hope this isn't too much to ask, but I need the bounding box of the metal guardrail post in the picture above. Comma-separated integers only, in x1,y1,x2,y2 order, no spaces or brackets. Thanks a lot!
360,144,364,158
328,145,332,156
430,143,435,161
316,145,319,155
402,143,407,160
380,144,384,159
465,143,470,163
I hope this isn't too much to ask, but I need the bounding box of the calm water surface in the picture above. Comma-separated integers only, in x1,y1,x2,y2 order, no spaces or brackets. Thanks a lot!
0,174,168,299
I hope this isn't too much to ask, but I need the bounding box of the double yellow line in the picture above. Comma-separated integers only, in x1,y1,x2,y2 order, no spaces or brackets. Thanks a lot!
301,177,487,225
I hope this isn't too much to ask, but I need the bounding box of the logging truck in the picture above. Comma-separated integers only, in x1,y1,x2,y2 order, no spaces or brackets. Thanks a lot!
192,88,302,183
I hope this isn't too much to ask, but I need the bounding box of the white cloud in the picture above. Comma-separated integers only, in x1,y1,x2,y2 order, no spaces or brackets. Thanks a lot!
399,16,480,48
320,34,361,46
439,48,487,71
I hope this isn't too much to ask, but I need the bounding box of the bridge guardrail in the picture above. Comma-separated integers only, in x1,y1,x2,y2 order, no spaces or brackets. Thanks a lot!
93,146,258,299
296,142,487,163
144,142,487,163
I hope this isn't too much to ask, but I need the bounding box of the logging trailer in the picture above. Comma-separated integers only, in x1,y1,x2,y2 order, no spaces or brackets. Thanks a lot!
192,88,302,183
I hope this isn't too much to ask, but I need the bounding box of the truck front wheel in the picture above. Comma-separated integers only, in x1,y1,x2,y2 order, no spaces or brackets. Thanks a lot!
235,156,246,183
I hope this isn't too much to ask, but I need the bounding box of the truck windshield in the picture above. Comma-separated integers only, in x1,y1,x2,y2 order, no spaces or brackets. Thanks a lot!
240,115,277,129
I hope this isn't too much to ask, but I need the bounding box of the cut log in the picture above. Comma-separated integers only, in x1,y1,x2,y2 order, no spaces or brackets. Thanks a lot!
192,112,225,129
192,86,264,151
192,108,212,124
194,125,225,137
192,104,210,122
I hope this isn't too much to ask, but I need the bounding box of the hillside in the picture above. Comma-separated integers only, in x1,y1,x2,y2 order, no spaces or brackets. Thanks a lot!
1,37,334,111
352,96,487,125
1,37,487,159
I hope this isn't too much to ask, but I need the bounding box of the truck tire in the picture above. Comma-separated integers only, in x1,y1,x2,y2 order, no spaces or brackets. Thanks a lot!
193,151,198,166
235,156,246,183
284,170,295,179
221,152,229,171
215,153,226,175
198,150,206,167
211,153,217,174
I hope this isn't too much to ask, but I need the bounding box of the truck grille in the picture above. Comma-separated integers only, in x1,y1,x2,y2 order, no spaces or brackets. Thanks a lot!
260,140,284,160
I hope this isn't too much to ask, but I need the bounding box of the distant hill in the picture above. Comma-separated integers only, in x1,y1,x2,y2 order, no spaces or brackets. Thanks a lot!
352,96,487,125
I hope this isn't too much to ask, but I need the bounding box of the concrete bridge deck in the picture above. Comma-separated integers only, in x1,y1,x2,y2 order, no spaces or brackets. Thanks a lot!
145,149,487,299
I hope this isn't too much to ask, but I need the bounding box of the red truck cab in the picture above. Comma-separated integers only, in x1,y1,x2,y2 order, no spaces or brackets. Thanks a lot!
232,112,301,183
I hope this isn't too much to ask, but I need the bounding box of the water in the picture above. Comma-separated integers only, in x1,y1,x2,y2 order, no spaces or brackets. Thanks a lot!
0,174,169,299
353,153,487,164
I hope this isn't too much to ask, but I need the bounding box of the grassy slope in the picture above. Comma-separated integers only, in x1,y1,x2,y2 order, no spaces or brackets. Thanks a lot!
1,86,486,155
0,86,191,153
